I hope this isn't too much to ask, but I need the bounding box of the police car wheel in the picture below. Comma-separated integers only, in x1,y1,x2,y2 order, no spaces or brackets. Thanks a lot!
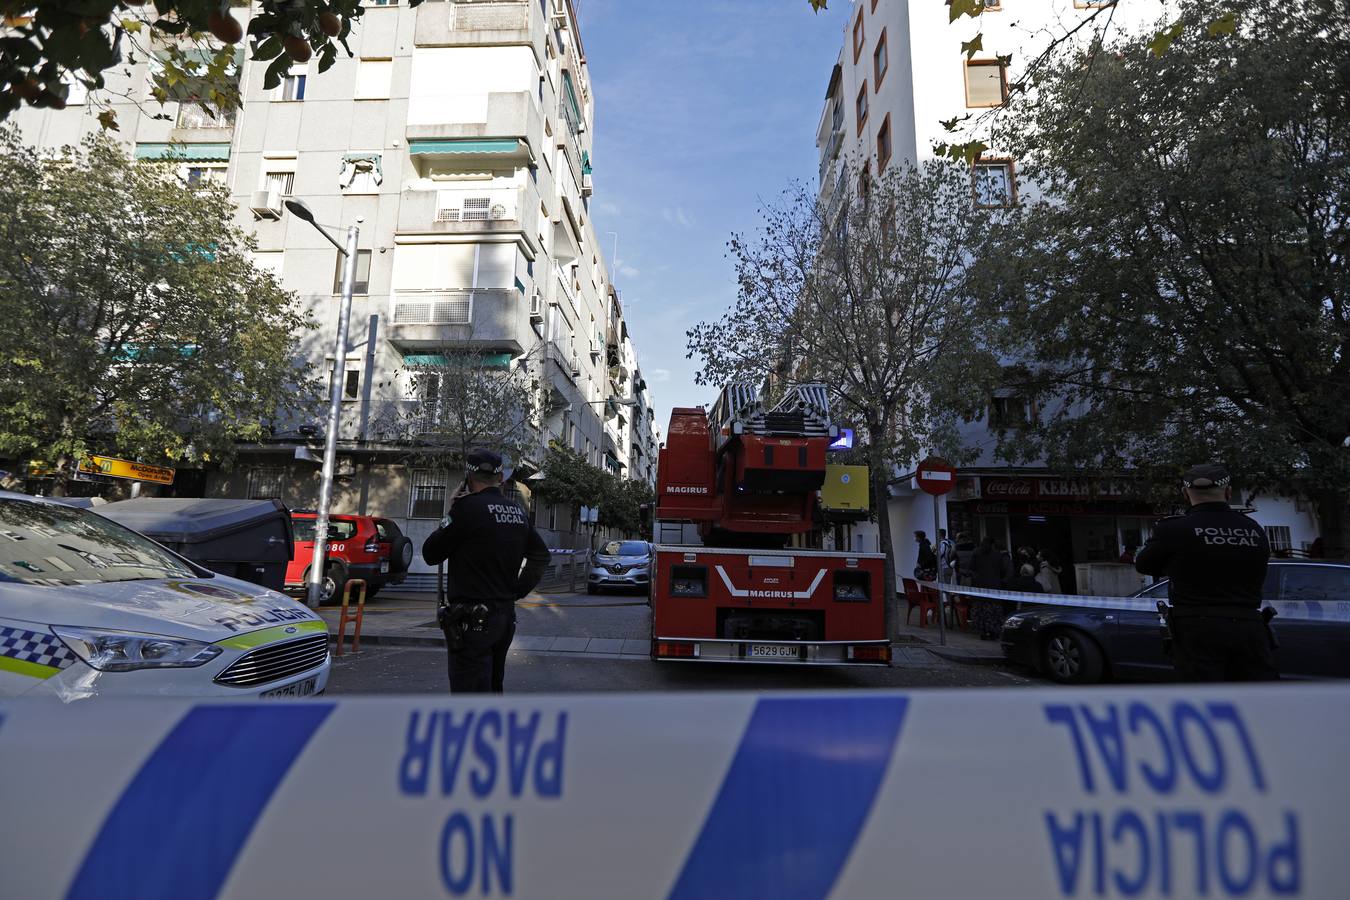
1042,629,1104,684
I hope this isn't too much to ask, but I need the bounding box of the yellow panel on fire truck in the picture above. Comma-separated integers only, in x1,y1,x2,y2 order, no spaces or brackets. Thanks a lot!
821,464,869,512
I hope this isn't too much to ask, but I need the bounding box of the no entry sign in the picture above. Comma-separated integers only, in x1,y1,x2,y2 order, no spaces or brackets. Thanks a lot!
915,456,956,496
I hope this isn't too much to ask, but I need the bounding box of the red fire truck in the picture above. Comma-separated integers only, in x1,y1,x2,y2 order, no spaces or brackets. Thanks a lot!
650,384,890,665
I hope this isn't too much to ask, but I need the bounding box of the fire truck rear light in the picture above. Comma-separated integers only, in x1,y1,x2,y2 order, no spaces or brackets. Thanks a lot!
850,645,890,663
657,641,698,658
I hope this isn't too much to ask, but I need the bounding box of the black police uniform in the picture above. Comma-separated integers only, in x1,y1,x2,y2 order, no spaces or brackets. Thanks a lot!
422,475,550,694
1134,466,1277,682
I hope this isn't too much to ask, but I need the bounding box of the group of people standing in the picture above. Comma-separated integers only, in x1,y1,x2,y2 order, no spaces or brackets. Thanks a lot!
914,530,1065,641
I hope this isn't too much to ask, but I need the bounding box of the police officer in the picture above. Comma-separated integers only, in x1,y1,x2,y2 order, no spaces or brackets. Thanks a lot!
1135,463,1278,682
422,449,551,694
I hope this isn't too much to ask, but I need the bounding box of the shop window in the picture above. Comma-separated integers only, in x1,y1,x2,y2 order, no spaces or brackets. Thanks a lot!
247,467,284,500
409,470,448,519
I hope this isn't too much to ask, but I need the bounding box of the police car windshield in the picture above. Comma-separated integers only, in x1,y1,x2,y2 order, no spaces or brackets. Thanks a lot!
600,541,648,557
0,499,195,585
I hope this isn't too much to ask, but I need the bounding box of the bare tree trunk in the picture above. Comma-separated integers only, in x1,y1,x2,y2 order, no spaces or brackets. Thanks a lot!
1314,490,1347,560
867,440,898,642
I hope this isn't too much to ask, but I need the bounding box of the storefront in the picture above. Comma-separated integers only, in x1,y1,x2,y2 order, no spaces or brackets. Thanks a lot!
944,474,1167,595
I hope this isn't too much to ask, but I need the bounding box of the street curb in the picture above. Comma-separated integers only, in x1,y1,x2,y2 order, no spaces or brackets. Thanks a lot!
923,645,1006,666
329,633,442,649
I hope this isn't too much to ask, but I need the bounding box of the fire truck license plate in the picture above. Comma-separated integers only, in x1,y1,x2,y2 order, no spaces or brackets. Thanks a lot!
749,644,799,659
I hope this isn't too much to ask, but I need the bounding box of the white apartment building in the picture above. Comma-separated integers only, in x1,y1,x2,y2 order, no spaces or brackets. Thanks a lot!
13,0,658,573
815,0,1318,592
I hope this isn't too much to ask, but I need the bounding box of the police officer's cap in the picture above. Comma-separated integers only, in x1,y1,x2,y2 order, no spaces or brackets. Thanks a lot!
1182,463,1231,489
466,448,504,475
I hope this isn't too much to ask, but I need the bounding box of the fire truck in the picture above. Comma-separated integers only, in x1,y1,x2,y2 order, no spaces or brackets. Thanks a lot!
650,383,890,665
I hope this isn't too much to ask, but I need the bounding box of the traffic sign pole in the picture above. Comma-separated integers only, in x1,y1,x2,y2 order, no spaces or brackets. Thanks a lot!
915,457,958,646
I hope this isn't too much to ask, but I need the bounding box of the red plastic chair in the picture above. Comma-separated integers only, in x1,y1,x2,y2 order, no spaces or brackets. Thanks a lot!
905,580,939,627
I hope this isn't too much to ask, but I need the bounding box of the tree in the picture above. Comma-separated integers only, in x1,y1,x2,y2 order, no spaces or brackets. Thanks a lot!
534,442,652,539
0,1,384,127
687,159,1002,638
0,128,317,492
982,0,1350,552
375,342,542,500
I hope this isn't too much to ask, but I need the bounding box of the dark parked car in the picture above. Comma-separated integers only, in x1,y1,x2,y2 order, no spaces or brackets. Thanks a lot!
1000,560,1350,683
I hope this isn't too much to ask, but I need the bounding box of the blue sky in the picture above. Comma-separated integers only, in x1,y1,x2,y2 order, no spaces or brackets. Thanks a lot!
576,0,851,430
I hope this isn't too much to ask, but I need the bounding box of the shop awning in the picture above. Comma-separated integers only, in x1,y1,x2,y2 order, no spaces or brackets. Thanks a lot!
135,142,231,161
408,139,523,157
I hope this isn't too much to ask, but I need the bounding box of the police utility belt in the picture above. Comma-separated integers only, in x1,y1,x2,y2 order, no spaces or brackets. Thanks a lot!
1156,602,1279,653
437,598,510,638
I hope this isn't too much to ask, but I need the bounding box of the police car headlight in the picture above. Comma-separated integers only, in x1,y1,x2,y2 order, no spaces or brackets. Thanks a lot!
52,626,223,672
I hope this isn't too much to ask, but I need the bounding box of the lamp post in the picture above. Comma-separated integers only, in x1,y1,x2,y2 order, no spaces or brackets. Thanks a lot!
286,198,360,609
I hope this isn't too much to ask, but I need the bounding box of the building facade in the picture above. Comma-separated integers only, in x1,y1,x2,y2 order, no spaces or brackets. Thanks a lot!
815,0,1319,591
12,0,657,575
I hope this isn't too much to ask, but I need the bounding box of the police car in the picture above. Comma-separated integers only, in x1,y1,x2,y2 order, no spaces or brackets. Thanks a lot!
0,492,330,700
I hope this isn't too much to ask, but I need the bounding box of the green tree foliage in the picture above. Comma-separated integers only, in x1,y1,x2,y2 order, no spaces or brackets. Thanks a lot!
534,443,651,536
0,129,317,490
687,160,1002,636
0,1,386,125
982,0,1350,551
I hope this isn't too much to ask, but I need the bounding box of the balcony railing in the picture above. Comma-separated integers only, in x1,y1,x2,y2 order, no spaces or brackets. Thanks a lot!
391,290,476,325
176,103,235,129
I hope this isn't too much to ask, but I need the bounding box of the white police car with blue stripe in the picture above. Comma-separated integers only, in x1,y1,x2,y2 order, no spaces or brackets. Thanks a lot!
0,492,329,700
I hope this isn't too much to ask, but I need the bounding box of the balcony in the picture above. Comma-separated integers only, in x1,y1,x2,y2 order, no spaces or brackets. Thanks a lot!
386,288,534,355
545,339,579,383
397,185,539,239
406,91,545,162
415,0,541,48
175,102,235,131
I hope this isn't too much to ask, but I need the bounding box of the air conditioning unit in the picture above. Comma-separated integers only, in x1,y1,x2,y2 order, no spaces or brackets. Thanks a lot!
250,188,281,219
581,173,593,197
569,354,580,376
529,289,545,323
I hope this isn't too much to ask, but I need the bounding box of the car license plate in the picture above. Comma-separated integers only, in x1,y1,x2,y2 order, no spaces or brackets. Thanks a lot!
379,561,390,574
749,644,799,659
261,675,318,698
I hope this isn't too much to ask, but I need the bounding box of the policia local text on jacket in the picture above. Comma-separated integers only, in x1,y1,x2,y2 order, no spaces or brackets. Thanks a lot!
1134,464,1277,682
423,478,551,694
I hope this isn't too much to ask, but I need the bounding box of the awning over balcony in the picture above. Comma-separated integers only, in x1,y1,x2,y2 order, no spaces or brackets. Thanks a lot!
604,450,625,473
408,139,525,157
401,352,512,368
135,142,231,161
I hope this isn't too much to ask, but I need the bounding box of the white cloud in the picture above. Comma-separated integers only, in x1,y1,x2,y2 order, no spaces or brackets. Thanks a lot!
617,262,641,279
652,368,672,382
594,199,622,218
660,207,694,229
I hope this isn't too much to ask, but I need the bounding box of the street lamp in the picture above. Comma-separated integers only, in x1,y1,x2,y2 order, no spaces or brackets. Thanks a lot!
286,198,360,609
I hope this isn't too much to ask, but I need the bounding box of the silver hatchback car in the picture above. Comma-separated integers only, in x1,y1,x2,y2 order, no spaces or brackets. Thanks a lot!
587,540,652,595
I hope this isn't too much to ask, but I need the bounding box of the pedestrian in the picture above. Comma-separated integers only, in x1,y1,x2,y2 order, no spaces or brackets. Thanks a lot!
1135,463,1277,682
1118,544,1137,564
422,449,552,694
968,535,1012,640
913,530,938,581
1035,549,1063,594
953,531,977,587
1005,562,1045,594
936,528,956,584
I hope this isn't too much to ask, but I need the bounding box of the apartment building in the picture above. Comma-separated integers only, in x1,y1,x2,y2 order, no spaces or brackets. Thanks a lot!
814,0,1317,590
13,0,657,572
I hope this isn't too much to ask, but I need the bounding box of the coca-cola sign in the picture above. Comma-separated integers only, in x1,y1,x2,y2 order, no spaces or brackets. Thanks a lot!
982,478,1036,499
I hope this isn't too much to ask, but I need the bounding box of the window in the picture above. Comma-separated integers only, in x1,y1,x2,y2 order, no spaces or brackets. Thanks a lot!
988,393,1033,429
354,58,392,99
1279,565,1349,604
176,102,233,128
247,467,285,500
983,0,1003,8
858,161,870,199
855,81,868,133
965,59,1008,107
278,68,307,101
852,11,865,63
62,72,88,105
873,29,888,86
876,113,892,169
331,364,361,401
973,159,1017,207
1266,526,1293,555
265,170,295,197
333,249,372,294
182,165,226,188
408,470,448,519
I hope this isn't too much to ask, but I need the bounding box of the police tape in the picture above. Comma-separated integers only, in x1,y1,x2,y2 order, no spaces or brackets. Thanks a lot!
916,581,1350,624
2,686,1349,899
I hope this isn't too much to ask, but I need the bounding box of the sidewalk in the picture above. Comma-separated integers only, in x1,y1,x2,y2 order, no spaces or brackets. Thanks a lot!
313,591,1006,666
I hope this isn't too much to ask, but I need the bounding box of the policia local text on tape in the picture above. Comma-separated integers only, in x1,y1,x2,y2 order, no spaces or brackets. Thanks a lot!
422,449,550,694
